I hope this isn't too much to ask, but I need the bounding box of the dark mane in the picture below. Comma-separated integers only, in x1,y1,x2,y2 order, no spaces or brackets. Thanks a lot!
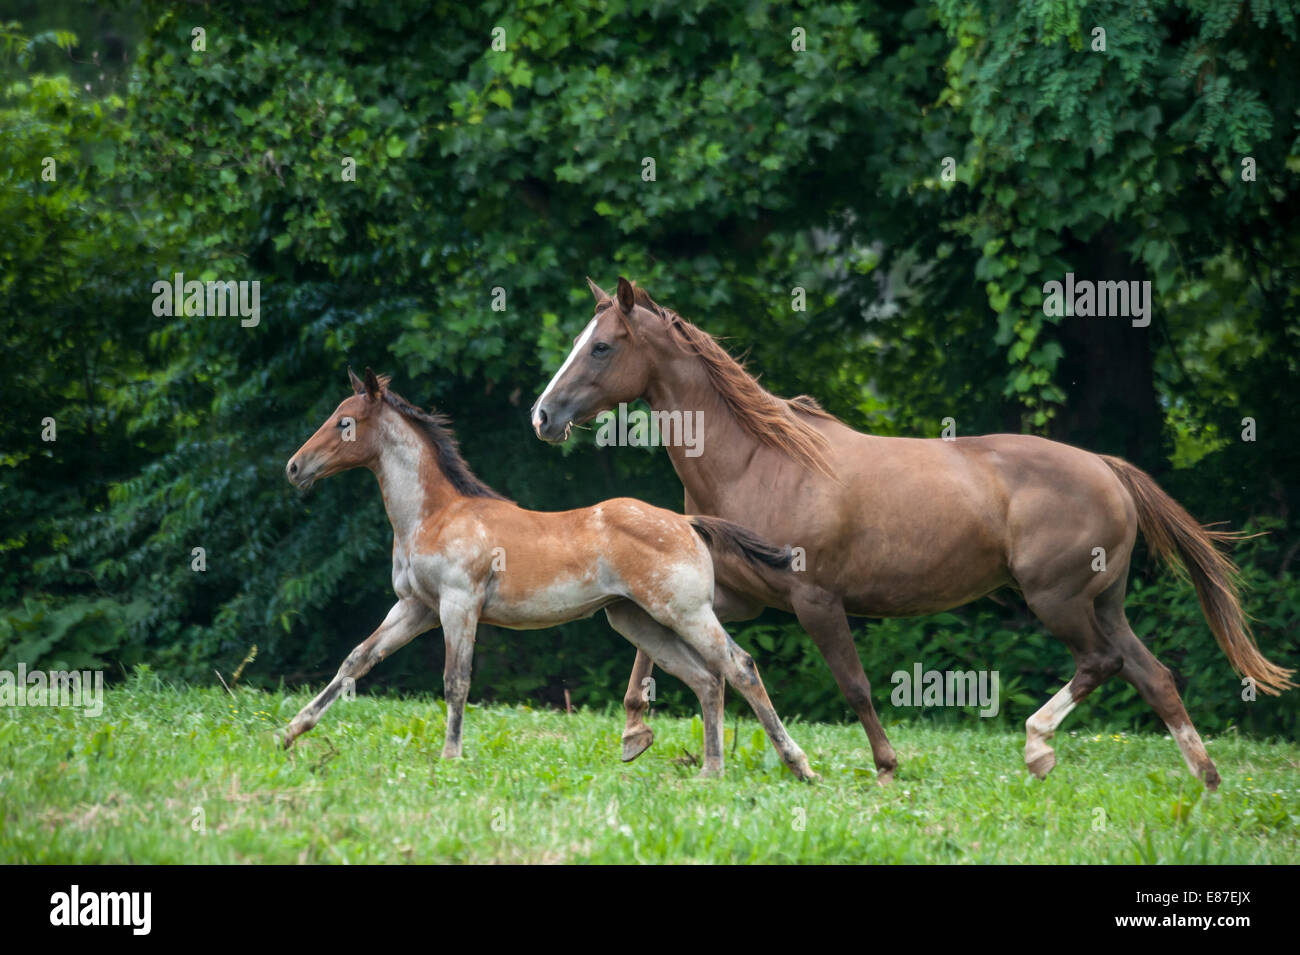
382,388,512,502
630,286,838,477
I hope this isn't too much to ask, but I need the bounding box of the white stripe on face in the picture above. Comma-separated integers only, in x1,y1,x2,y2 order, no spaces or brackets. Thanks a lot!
533,317,597,427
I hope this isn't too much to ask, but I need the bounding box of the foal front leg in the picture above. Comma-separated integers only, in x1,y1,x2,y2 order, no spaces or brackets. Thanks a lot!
439,593,481,759
283,598,437,748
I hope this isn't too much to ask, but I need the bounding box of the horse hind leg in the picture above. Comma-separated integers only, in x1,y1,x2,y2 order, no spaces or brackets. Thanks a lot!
1021,593,1124,780
1109,626,1219,789
1093,585,1221,789
1086,621,1216,789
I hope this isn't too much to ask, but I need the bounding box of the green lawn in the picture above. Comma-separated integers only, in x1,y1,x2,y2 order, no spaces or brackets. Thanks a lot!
2,675,1297,863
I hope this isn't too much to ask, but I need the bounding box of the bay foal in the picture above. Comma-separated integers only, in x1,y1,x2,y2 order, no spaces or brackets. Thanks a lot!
281,368,815,780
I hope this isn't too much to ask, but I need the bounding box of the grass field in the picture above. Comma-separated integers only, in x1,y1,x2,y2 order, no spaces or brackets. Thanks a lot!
2,673,1297,864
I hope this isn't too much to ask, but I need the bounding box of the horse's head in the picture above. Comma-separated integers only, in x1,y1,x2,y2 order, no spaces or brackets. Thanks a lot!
531,276,658,443
286,367,389,489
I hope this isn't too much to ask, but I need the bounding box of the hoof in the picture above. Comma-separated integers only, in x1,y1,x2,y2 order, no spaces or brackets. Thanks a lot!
620,726,654,762
1026,747,1056,780
694,765,724,781
789,755,819,782
1202,764,1221,792
877,766,896,786
280,727,297,750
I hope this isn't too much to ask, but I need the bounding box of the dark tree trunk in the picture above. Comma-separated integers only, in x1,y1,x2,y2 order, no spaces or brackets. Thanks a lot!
1051,228,1164,473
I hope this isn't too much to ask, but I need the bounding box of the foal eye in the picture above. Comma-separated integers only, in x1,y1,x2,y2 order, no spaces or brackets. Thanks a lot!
591,341,611,356
337,416,354,429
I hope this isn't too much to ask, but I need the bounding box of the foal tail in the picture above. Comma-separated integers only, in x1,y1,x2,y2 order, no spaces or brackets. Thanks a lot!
1102,455,1295,696
688,516,793,571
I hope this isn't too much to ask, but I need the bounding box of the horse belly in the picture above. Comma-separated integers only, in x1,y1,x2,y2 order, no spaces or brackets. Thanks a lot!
844,561,1010,617
838,514,1011,616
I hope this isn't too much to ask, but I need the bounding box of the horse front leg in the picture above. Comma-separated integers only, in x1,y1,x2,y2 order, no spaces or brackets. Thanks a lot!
790,586,897,783
439,593,480,759
283,598,437,748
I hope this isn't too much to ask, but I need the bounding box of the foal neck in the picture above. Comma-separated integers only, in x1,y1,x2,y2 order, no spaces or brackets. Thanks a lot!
371,407,458,543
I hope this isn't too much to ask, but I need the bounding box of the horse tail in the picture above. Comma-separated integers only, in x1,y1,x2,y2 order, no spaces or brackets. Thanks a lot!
688,516,792,571
1101,455,1295,696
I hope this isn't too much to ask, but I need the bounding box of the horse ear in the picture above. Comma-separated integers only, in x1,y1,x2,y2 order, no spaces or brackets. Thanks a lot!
363,367,383,401
348,366,365,395
616,276,636,314
586,276,609,302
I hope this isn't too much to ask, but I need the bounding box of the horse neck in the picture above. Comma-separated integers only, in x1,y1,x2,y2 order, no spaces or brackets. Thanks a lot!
644,347,768,512
370,408,457,544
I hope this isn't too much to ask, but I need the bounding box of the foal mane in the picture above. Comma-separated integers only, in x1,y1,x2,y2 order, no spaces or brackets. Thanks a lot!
630,286,837,477
380,385,512,502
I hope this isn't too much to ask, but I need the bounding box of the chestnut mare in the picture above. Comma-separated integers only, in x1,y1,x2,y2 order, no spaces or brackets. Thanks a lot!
281,367,817,781
531,277,1294,790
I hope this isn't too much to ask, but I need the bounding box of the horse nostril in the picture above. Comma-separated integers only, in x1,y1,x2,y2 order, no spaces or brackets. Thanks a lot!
537,408,548,428
288,461,298,476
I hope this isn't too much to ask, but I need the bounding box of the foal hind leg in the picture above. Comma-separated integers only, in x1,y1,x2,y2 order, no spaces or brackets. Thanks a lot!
618,584,761,763
606,603,726,776
619,650,657,762
672,608,817,781
1021,594,1122,779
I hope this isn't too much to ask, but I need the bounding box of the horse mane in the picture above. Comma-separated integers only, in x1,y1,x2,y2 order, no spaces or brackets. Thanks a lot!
380,384,512,502
631,286,837,477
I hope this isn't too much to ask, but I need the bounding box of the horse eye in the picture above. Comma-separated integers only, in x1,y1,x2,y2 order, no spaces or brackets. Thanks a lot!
591,341,611,357
338,416,354,429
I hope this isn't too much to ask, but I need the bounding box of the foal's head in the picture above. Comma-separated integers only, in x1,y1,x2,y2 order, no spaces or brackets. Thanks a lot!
286,367,389,489
531,276,659,443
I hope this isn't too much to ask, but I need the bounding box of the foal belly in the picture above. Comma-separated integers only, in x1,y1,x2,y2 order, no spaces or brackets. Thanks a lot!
479,586,617,629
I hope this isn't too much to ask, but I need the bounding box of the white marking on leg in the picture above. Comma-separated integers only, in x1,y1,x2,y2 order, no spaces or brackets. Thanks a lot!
1025,681,1076,772
1165,722,1208,777
1027,682,1077,741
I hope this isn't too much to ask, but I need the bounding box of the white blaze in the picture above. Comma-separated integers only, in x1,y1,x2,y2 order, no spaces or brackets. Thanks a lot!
533,318,597,428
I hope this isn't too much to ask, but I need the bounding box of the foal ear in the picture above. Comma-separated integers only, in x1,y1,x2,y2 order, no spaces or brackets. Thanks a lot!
586,276,610,303
616,276,636,314
363,367,383,401
348,366,366,395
